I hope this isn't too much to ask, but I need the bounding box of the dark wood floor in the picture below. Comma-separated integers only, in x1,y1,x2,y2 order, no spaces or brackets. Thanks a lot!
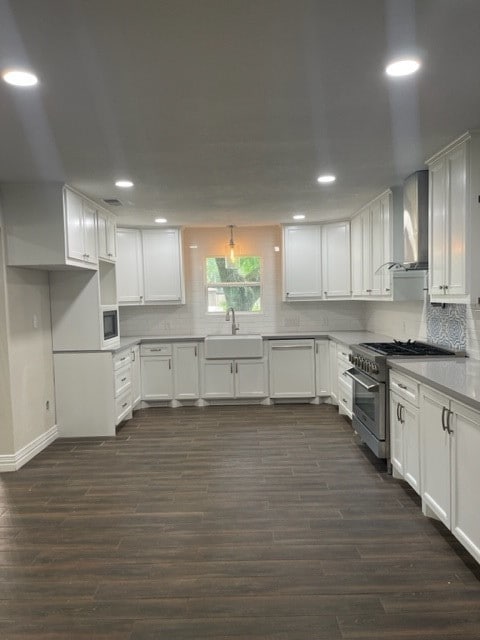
1,404,480,639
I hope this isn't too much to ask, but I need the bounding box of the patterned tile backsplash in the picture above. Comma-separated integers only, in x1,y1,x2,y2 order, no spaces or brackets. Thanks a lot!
426,303,466,350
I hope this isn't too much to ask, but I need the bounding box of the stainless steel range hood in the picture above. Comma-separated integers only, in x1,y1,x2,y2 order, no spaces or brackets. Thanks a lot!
403,170,429,270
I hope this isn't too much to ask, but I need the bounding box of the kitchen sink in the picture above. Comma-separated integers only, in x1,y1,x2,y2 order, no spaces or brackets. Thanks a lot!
204,334,263,359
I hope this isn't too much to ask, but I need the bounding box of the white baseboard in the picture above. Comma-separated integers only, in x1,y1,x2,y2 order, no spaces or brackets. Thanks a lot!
0,425,58,472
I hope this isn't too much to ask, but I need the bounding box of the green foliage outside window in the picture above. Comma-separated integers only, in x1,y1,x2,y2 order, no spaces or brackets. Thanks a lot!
206,257,261,313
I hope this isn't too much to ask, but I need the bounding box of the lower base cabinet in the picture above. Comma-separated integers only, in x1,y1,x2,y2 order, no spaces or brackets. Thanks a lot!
203,359,268,399
390,390,420,493
420,384,480,563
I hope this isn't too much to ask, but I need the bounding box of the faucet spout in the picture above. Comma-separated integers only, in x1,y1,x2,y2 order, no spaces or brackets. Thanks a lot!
225,307,239,335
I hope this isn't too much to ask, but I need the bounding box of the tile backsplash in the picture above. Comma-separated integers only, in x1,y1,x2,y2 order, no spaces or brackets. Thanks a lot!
426,303,466,351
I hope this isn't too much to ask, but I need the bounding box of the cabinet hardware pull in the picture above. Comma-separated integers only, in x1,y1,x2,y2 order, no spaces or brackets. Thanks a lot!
120,356,127,361
122,402,128,408
342,398,347,403
446,409,454,434
271,345,312,350
441,406,447,430
398,383,407,390
397,403,401,421
385,288,391,292
444,285,449,290
131,351,135,361
169,359,172,370
194,346,197,357
121,377,127,382
439,285,444,290
236,362,238,374
400,405,405,424
316,343,318,354
230,363,233,374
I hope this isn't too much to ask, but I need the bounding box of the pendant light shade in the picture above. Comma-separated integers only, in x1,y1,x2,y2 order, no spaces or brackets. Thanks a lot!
225,225,239,268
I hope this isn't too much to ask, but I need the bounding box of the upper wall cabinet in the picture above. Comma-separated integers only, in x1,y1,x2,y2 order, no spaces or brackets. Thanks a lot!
97,208,117,262
116,227,184,305
427,131,480,304
351,189,425,302
1,184,98,270
283,223,351,301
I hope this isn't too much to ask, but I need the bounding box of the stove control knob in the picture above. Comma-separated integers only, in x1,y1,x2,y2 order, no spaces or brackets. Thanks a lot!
371,363,379,374
348,353,353,363
366,361,371,373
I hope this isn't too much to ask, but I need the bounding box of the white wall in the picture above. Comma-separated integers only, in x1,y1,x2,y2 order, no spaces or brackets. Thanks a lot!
0,228,15,455
364,300,427,342
6,267,56,451
119,226,366,336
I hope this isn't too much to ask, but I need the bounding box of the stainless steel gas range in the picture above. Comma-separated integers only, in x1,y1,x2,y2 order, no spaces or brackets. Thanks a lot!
345,340,459,460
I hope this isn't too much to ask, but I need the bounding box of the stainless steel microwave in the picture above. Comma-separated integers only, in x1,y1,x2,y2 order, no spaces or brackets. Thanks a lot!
103,307,119,342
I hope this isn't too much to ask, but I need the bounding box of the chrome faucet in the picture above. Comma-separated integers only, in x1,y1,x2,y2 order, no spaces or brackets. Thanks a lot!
225,307,239,335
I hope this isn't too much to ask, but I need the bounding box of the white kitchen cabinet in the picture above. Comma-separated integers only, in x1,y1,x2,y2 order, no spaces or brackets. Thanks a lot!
2,183,99,270
131,345,141,408
202,358,267,399
117,228,184,305
283,225,322,300
97,208,117,262
420,384,480,563
117,229,144,304
420,385,451,527
337,346,353,418
350,189,423,301
389,370,421,493
427,132,480,304
140,343,173,400
321,221,351,298
173,342,200,399
329,340,338,404
315,340,330,397
268,340,315,398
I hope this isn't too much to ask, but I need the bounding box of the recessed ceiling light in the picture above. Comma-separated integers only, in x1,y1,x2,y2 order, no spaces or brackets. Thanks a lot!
317,175,336,184
155,217,167,224
115,179,134,188
2,69,38,87
293,214,305,220
189,244,198,249
274,246,280,252
385,59,420,77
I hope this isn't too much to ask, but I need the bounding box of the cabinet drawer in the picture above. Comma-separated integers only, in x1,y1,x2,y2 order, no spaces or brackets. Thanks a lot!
140,343,172,357
390,370,419,406
338,375,353,404
338,368,353,392
114,364,132,397
113,349,131,370
115,389,132,425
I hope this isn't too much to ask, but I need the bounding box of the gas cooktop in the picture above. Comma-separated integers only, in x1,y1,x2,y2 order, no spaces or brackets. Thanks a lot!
359,340,455,357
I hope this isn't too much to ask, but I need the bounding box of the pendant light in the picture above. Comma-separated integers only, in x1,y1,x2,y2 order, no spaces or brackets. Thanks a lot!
225,225,239,268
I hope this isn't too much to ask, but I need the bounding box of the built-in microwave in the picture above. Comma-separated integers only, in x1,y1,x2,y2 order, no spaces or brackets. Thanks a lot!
102,307,119,342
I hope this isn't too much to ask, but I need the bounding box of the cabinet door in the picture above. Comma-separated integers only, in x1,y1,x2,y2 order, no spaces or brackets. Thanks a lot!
315,340,330,396
203,360,235,398
65,188,85,262
420,386,451,527
429,158,447,296
369,201,384,296
98,210,117,261
445,143,467,297
451,401,480,563
142,229,183,303
117,229,144,304
321,222,351,297
403,400,421,494
173,343,199,399
268,341,315,398
140,356,173,400
283,226,322,299
389,391,404,477
379,192,392,295
350,214,364,296
235,359,268,398
82,200,98,265
328,340,338,403
131,346,141,408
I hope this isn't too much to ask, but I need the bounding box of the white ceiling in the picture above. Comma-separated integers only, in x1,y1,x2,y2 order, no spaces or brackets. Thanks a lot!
1,0,480,227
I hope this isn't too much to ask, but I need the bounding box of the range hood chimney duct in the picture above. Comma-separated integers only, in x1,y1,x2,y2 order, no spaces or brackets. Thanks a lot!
403,170,429,270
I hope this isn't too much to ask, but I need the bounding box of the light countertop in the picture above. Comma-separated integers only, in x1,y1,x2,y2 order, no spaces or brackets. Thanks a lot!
389,358,480,412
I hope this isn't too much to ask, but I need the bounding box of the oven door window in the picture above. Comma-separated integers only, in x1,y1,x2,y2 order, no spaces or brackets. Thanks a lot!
349,369,385,440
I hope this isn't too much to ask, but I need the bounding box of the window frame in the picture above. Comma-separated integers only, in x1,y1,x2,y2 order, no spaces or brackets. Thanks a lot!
205,255,263,315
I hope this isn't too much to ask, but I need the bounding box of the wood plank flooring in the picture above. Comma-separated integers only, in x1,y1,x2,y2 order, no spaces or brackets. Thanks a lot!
1,404,480,639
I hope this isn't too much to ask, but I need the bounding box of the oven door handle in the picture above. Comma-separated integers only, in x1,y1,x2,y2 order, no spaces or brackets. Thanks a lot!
344,368,379,392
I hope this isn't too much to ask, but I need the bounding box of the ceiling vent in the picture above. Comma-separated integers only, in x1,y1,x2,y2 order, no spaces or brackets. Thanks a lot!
102,198,123,206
